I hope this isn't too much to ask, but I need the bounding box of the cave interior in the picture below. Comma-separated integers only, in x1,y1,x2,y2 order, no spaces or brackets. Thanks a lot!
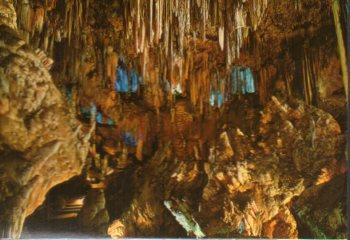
0,0,348,239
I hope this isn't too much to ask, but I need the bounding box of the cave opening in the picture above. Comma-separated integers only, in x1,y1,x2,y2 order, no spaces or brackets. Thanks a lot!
22,176,90,238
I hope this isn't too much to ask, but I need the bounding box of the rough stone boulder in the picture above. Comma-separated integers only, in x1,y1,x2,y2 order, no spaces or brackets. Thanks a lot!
108,145,190,238
257,96,345,185
107,96,345,239
0,1,93,238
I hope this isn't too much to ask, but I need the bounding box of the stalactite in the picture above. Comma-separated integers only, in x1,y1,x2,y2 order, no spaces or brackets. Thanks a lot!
231,66,256,95
106,47,118,87
285,75,292,97
248,0,268,31
8,0,271,118
219,26,224,51
302,53,310,104
258,65,275,105
65,0,73,45
332,0,348,100
149,0,153,44
119,0,269,111
33,6,44,34
10,0,271,113
209,81,224,108
301,50,318,106
115,64,129,93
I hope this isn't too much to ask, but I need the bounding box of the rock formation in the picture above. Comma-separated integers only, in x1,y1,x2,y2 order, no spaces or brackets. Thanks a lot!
0,0,93,238
108,96,346,238
293,174,347,239
77,189,109,236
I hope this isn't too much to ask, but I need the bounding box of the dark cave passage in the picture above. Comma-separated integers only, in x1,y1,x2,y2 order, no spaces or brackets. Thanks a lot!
22,177,90,238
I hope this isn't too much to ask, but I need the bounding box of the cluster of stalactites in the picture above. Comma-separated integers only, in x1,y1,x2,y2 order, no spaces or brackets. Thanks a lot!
14,0,87,52
121,0,267,112
124,0,267,58
123,0,267,65
14,0,91,104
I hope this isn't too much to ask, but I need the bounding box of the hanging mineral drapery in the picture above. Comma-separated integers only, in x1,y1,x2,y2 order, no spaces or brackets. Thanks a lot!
209,72,225,108
115,65,129,93
301,49,319,105
332,0,348,100
231,66,256,95
11,0,270,111
115,65,141,93
80,104,115,126
258,65,276,105
13,0,341,112
119,0,268,111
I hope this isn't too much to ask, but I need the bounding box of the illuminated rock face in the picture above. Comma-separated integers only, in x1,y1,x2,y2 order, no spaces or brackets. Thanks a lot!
0,2,93,238
107,97,345,238
0,0,17,29
0,0,347,239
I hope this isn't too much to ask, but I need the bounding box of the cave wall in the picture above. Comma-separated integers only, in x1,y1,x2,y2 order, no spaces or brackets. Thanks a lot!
0,0,94,238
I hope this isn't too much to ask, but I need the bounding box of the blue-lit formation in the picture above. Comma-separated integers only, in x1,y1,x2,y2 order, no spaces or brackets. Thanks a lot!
115,66,140,93
231,66,255,94
130,69,139,92
65,86,73,103
80,106,92,119
122,132,137,147
80,104,115,126
209,90,224,107
209,67,255,108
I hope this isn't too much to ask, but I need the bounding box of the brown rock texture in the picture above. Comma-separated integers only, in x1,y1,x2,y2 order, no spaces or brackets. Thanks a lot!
107,97,346,238
77,189,109,236
0,1,93,238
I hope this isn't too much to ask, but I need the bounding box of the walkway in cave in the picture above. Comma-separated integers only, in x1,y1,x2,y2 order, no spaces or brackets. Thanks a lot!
21,177,91,239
